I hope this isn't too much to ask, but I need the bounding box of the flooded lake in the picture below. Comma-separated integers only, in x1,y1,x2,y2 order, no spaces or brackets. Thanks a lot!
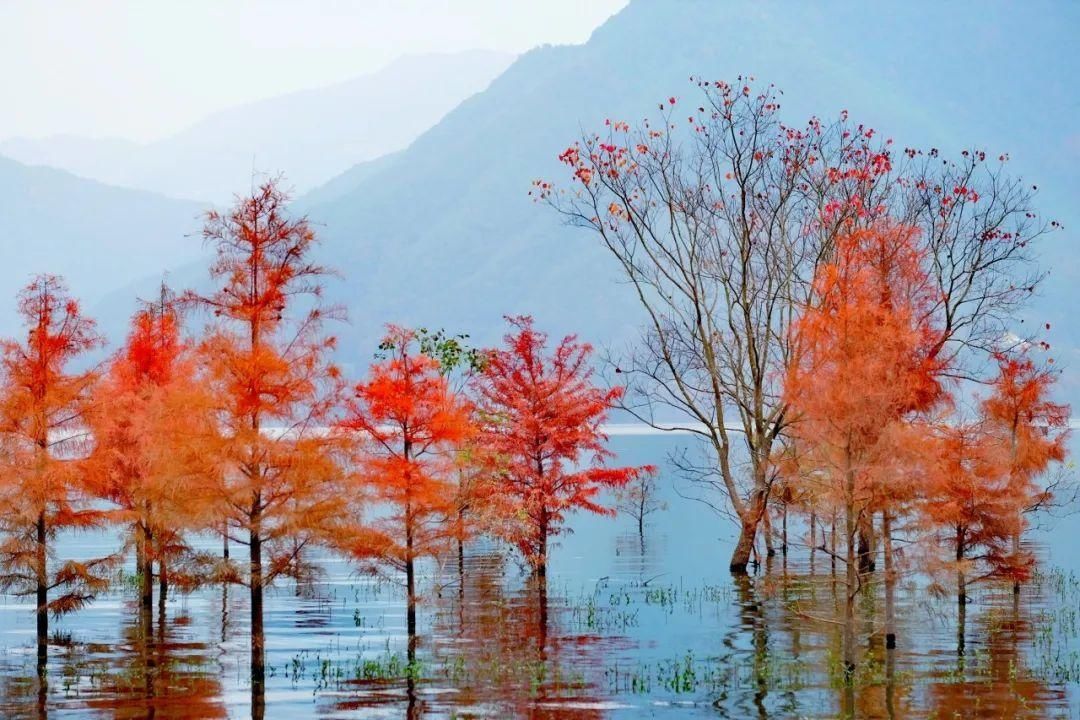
1,433,1077,718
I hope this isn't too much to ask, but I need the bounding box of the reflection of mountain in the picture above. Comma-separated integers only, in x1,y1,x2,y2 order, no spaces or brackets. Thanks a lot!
1,51,514,202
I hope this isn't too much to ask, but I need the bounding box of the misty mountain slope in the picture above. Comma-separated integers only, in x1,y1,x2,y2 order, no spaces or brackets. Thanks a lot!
300,0,1078,397
1,50,514,203
0,156,205,338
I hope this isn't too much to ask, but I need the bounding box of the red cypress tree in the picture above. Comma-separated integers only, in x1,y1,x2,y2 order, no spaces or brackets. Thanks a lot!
785,224,946,675
473,316,652,577
338,326,474,659
86,287,219,614
982,352,1069,589
921,351,1069,606
185,179,345,708
0,275,110,679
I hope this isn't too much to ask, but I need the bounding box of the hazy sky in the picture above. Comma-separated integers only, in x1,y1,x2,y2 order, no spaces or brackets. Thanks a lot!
0,0,627,143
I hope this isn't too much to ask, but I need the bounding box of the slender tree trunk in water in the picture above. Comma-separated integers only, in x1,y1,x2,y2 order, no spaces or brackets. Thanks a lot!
537,513,549,579
858,513,875,573
809,512,817,571
956,592,967,659
882,510,896,650
140,525,154,611
842,467,858,683
830,514,837,576
956,526,967,607
222,522,229,561
457,532,465,602
1012,532,1022,595
781,503,788,556
537,571,549,662
157,555,168,616
35,511,48,684
250,515,265,717
456,508,465,583
405,544,418,720
763,508,775,558
405,524,417,648
956,526,969,671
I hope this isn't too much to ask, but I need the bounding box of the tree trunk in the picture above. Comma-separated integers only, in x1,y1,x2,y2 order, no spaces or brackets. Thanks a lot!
537,512,549,578
140,524,154,611
763,508,776,558
882,510,896,650
157,555,168,616
456,513,465,577
1012,532,1022,595
842,466,858,683
781,503,788,556
405,527,417,644
731,520,758,574
857,513,875,573
830,513,837,576
35,511,48,683
956,526,967,607
250,521,265,714
730,489,767,573
956,593,967,659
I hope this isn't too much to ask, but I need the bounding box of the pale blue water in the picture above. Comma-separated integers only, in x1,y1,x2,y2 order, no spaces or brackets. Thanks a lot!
0,433,1076,718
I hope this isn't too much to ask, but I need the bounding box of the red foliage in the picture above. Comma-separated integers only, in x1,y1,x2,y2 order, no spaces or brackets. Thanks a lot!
186,179,344,690
473,316,652,574
785,224,947,510
0,275,110,620
86,291,219,603
921,352,1068,592
339,326,474,573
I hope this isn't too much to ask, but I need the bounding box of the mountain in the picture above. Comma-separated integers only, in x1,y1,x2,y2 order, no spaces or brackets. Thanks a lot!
0,50,514,202
298,0,1079,399
0,155,205,339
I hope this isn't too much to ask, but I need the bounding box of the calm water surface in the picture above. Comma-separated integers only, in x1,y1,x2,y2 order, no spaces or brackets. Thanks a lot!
1,434,1077,718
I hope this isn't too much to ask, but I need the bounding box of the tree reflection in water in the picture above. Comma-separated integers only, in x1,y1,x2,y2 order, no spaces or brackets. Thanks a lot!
0,599,224,719
0,535,1076,718
328,547,608,719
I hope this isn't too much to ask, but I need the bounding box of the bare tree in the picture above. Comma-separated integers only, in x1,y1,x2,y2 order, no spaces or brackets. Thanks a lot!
538,78,1053,573
615,467,665,538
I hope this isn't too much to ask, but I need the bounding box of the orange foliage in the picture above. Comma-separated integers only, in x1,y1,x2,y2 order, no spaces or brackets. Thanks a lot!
785,224,946,515
923,352,1069,587
85,289,220,602
339,327,473,566
185,179,345,693
784,224,948,670
473,316,651,575
338,326,474,634
0,275,111,624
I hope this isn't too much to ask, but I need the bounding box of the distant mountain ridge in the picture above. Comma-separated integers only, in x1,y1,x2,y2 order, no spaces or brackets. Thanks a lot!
295,0,1078,398
5,1,1076,407
0,50,514,202
0,155,204,339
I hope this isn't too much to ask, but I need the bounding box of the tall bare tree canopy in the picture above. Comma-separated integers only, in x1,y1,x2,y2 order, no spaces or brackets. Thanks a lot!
539,78,1054,572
